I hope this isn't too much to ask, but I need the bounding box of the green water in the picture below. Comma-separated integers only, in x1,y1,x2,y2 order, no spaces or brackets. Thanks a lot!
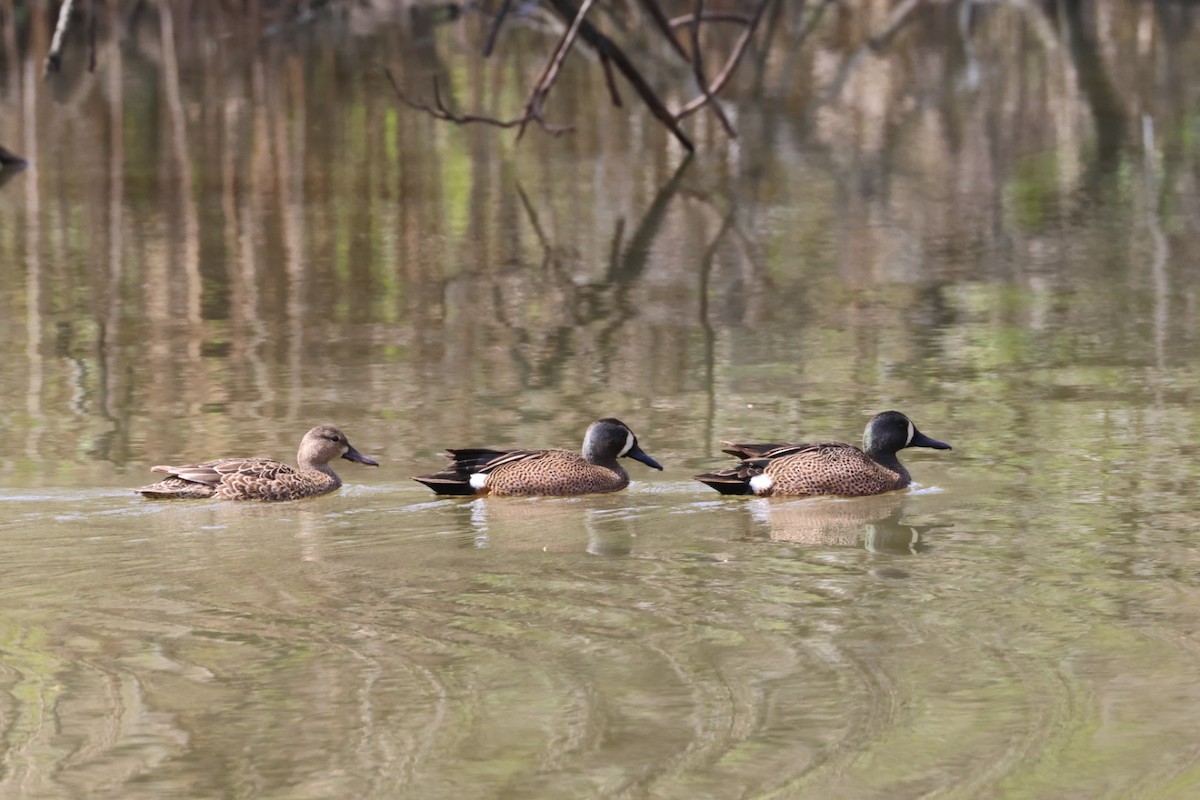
2,2,1200,797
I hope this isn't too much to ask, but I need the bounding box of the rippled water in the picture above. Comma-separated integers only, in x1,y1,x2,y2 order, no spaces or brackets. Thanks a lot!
7,470,1200,797
3,2,1200,797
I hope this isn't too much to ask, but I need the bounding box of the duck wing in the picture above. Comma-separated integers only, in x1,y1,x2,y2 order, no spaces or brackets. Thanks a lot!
151,457,296,487
444,448,554,475
720,441,820,460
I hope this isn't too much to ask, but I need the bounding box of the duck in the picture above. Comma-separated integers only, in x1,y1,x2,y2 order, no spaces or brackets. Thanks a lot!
693,410,950,497
134,424,379,501
414,418,663,496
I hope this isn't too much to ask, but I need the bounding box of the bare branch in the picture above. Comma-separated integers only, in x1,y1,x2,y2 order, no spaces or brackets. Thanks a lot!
384,68,573,136
688,0,737,138
543,0,695,152
518,0,598,141
675,0,772,121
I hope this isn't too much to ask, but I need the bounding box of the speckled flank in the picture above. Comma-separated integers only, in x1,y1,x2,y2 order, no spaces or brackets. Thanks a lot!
693,411,951,498
746,444,912,497
482,449,632,496
135,425,379,501
413,418,663,497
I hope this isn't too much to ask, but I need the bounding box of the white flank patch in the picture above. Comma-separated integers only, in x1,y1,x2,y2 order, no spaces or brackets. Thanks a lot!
469,473,489,490
749,474,774,494
905,419,915,446
618,431,635,457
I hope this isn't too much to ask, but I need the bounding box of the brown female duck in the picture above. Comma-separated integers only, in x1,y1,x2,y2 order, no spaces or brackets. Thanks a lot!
135,425,379,501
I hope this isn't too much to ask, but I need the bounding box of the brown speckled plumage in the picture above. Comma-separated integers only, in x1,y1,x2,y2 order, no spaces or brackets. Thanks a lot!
694,411,951,498
135,425,379,501
414,418,663,497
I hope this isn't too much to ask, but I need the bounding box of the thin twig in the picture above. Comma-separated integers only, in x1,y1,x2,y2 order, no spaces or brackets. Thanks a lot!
44,0,78,77
384,68,573,135
688,0,737,138
518,0,598,141
675,0,772,121
482,0,514,58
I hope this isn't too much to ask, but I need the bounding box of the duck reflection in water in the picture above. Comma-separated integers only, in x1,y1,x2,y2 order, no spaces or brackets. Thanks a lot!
454,496,636,556
745,494,935,555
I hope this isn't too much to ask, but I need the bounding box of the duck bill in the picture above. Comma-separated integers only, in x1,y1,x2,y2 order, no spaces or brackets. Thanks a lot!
910,430,951,450
625,444,664,471
343,446,380,466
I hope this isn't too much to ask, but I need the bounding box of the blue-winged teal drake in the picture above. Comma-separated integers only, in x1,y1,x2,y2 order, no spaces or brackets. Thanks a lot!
414,418,663,497
693,410,951,497
134,425,379,501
